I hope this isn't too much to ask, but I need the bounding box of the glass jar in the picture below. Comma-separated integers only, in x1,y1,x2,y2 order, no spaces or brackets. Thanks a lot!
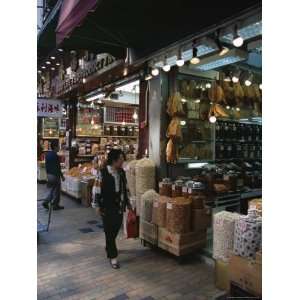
159,178,172,197
182,180,194,198
172,180,184,197
188,181,205,197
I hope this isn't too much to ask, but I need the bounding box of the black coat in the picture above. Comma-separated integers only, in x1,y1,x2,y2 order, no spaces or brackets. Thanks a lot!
96,166,129,213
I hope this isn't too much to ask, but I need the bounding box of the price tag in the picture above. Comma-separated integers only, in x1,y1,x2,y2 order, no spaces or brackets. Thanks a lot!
188,188,192,194
182,187,187,193
167,203,172,209
154,202,158,208
172,184,175,191
224,175,230,181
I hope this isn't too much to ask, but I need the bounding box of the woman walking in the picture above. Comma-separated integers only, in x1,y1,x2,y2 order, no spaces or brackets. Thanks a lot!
92,149,132,269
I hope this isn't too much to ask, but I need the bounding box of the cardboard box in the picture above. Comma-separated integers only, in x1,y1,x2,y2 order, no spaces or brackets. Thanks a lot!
139,219,158,245
192,208,212,231
158,227,206,256
215,259,230,291
229,255,262,296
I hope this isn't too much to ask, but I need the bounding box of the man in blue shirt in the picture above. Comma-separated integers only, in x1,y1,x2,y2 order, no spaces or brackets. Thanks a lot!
43,140,65,210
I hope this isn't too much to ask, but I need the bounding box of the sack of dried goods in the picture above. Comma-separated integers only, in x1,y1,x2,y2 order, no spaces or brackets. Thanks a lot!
135,158,156,215
152,196,169,227
233,210,262,259
213,211,240,262
166,197,192,234
141,189,159,223
125,159,138,197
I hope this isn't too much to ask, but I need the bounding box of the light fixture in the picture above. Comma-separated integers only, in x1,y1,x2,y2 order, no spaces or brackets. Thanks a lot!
236,107,240,111
51,67,55,71
49,129,53,135
190,47,200,64
91,118,95,125
224,75,232,82
145,73,153,81
122,120,126,126
151,67,159,76
180,120,186,126
209,115,217,123
38,70,42,74
232,69,241,83
50,56,55,60
232,76,239,83
244,72,253,86
56,62,60,66
58,48,64,52
219,46,230,56
195,99,201,103
232,25,244,47
206,83,212,89
181,98,187,103
133,110,138,120
176,49,185,67
41,66,46,69
226,105,230,109
215,30,230,56
162,57,171,72
259,83,262,90
46,61,51,65
123,67,128,76
82,78,86,83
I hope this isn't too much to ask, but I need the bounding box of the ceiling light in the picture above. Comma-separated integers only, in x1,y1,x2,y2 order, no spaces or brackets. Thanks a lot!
91,118,95,125
224,75,232,82
58,48,64,52
219,46,229,56
232,76,239,83
236,107,240,111
245,79,252,86
195,99,201,103
233,25,244,47
244,72,253,86
206,83,212,89
133,110,138,120
50,56,55,60
259,83,262,90
51,67,55,71
226,105,230,109
41,66,46,69
180,120,186,126
46,61,51,65
176,50,185,67
190,47,200,64
209,115,217,123
151,67,159,76
145,73,153,81
56,62,60,66
82,78,86,83
181,98,187,103
162,57,171,72
122,120,126,126
38,70,42,74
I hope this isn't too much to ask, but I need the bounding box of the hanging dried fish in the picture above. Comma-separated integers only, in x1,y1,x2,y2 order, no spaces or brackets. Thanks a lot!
166,138,178,164
233,82,244,105
166,117,182,139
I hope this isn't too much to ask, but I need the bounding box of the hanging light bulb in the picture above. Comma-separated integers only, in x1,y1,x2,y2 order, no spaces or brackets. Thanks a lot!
209,115,217,123
232,69,241,83
195,99,201,103
38,70,42,74
122,120,126,126
50,56,55,60
244,72,253,86
82,78,86,83
190,47,200,64
133,110,138,120
232,76,239,83
206,83,212,89
232,25,244,47
245,79,252,86
224,75,232,82
56,62,60,66
58,48,64,52
259,83,262,90
41,66,46,69
91,118,95,125
226,105,230,110
176,49,185,67
162,57,171,72
180,120,186,126
236,107,240,111
46,61,51,65
181,98,187,103
151,67,159,76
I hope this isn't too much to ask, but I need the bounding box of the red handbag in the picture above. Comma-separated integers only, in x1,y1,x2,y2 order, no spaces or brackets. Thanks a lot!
126,209,138,238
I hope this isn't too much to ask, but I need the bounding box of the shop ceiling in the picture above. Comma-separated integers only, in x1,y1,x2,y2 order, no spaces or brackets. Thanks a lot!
38,0,261,63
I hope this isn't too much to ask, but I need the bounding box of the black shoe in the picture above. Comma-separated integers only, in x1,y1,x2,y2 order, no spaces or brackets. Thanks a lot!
53,205,64,210
42,202,49,210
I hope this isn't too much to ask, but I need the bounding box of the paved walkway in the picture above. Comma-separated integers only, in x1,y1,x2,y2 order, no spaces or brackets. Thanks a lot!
37,184,222,300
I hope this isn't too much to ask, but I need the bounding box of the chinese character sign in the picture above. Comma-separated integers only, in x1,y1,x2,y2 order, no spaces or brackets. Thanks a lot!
37,98,62,117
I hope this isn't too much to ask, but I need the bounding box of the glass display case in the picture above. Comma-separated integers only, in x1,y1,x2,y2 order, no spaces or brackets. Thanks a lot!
76,104,102,137
42,117,59,138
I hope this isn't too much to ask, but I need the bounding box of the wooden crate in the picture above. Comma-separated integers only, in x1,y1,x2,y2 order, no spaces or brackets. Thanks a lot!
139,219,158,245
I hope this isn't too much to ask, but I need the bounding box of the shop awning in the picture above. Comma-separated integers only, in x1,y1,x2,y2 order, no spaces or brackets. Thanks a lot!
57,0,261,60
56,0,98,45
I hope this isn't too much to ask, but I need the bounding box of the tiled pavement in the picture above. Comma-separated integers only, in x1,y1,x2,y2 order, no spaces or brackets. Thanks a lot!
37,184,223,300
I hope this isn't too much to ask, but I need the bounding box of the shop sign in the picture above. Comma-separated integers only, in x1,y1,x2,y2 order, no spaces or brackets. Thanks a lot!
37,98,62,117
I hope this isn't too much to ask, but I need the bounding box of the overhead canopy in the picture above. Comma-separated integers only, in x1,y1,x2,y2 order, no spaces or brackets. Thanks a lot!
56,0,98,45
58,0,261,59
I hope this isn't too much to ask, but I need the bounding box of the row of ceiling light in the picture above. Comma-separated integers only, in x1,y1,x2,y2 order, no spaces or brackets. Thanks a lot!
145,21,260,80
38,48,64,73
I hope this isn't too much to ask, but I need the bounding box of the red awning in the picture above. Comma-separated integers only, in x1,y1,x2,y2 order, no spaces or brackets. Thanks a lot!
56,0,98,45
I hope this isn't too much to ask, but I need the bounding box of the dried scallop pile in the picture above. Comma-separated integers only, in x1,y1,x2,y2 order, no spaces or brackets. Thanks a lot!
125,160,138,197
141,189,159,223
166,197,192,233
152,196,169,227
233,211,262,258
213,211,240,262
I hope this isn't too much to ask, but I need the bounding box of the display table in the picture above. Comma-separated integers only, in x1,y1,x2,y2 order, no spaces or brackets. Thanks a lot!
37,161,47,181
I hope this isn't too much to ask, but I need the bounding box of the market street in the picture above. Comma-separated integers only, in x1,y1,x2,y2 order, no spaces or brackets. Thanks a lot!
37,184,223,300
